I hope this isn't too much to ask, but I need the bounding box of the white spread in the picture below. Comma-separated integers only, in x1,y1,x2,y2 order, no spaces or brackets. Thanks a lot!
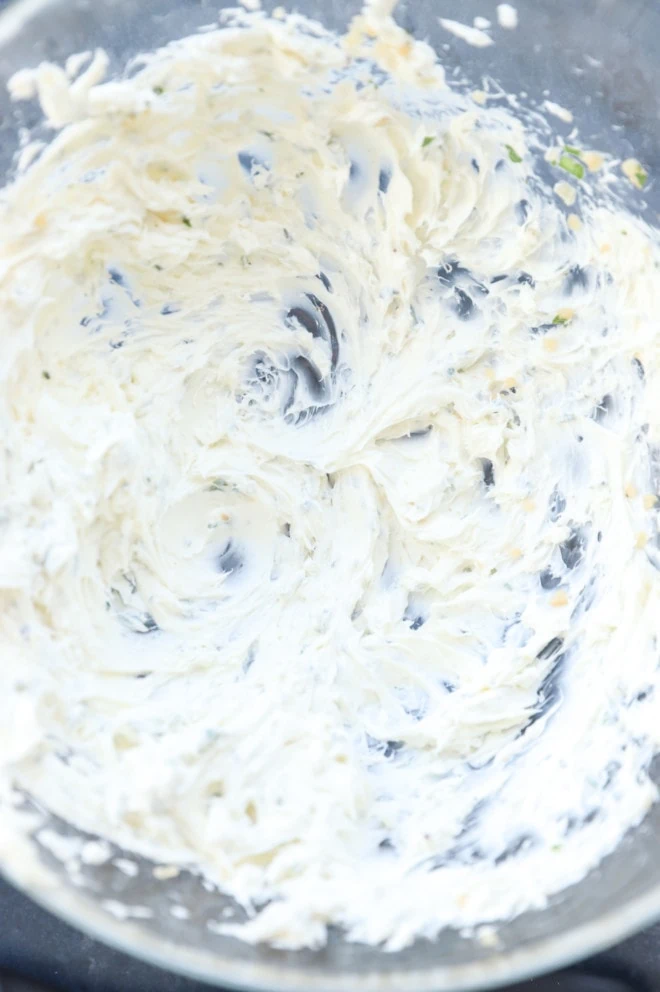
1,2,659,953
544,100,574,125
497,4,519,31
438,17,494,48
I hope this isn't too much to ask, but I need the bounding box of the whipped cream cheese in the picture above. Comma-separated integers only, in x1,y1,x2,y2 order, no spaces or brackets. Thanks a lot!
0,1,659,951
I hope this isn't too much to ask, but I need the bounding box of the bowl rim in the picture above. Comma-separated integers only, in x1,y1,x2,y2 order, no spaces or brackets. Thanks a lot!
3,857,660,991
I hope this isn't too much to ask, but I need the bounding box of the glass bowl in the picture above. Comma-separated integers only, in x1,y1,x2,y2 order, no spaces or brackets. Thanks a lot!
1,0,659,988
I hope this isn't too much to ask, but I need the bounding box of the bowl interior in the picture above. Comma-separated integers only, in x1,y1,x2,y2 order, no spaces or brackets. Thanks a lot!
1,0,660,988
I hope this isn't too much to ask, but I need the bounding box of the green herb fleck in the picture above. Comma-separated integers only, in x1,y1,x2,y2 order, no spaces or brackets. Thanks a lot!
563,145,581,156
505,144,522,164
422,136,435,148
552,313,571,325
153,85,164,95
635,168,648,188
551,844,562,853
558,153,585,179
182,216,192,228
42,370,51,379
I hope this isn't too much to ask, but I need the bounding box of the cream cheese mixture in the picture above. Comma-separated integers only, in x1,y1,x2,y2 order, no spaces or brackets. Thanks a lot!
1,0,660,952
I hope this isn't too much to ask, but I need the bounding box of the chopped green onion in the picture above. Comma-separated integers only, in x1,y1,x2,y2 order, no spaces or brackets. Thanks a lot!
635,168,648,188
552,313,571,325
422,136,435,148
505,144,522,164
152,85,164,95
182,216,192,227
563,145,581,156
558,153,585,180
42,370,51,379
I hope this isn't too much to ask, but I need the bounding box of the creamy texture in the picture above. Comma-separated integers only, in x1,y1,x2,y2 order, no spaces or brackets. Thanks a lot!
1,3,660,952
497,4,519,31
438,17,494,47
